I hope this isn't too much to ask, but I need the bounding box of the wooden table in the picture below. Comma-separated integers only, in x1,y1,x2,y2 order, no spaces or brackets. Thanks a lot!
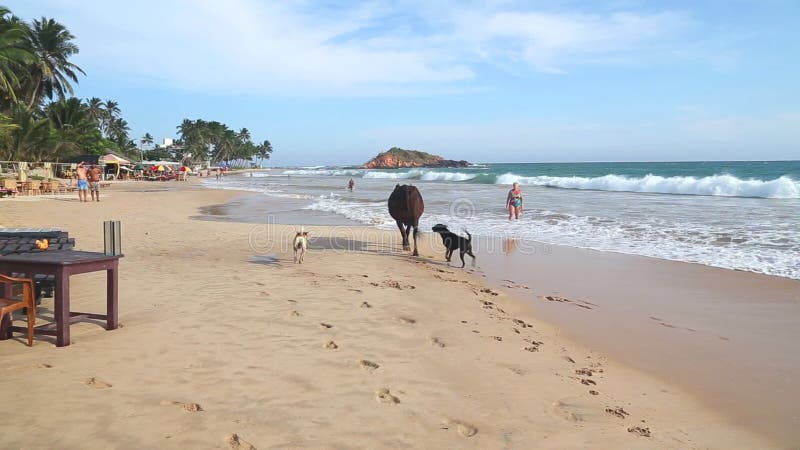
0,251,122,347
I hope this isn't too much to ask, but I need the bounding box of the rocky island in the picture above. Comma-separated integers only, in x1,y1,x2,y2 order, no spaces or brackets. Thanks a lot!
362,147,470,169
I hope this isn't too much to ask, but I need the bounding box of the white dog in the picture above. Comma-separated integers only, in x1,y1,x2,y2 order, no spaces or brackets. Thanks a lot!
293,230,309,263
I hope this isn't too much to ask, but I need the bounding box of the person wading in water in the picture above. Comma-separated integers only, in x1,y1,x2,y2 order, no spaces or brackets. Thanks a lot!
506,182,523,220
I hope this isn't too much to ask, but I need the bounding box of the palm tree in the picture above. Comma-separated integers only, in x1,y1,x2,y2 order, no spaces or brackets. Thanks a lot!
3,105,53,161
256,140,273,167
238,127,251,144
103,99,120,118
100,99,120,136
23,17,85,109
86,97,103,123
140,132,153,148
0,8,33,105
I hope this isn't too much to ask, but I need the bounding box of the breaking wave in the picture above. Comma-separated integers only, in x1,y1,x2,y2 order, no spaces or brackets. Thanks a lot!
495,173,800,199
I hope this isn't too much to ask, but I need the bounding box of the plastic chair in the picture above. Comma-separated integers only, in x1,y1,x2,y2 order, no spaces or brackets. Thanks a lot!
0,274,36,346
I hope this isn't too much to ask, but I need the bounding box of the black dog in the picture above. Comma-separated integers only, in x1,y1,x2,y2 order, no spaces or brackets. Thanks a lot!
431,224,475,268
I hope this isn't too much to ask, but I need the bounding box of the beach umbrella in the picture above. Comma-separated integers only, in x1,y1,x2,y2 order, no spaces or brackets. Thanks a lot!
157,165,165,172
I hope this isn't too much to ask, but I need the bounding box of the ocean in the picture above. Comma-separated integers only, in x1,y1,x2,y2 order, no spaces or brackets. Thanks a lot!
204,161,800,280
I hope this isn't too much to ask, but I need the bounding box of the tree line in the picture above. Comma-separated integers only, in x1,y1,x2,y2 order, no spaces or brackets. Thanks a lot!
143,119,272,167
0,6,272,166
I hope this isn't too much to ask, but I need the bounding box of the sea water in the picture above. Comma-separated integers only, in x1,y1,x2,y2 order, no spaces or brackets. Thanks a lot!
204,161,800,280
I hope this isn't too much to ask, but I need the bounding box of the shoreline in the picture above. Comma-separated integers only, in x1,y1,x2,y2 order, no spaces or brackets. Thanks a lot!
0,181,785,448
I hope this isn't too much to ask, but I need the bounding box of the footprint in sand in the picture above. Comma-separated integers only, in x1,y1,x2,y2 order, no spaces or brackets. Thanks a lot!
224,433,257,450
360,301,372,308
442,419,478,437
428,337,446,348
513,318,532,328
358,360,380,371
605,406,630,419
581,379,596,386
628,426,652,437
319,323,333,329
490,336,503,342
563,356,576,364
551,397,610,423
589,390,599,395
524,339,543,352
575,368,593,376
395,316,416,325
289,310,301,317
83,377,112,389
376,388,400,404
324,340,338,349
160,400,203,412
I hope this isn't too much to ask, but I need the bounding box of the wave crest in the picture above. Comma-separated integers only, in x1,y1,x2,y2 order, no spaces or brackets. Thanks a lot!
495,173,800,198
362,169,475,181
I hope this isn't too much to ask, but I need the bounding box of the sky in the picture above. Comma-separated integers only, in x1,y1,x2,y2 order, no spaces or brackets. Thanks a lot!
8,0,800,166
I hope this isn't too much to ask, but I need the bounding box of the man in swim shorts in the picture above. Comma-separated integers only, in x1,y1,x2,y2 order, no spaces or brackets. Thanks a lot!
76,162,88,202
88,164,103,202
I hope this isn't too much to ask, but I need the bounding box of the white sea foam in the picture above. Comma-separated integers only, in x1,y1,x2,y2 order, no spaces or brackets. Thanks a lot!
304,194,391,225
302,194,800,279
495,173,800,198
282,169,364,176
362,169,475,181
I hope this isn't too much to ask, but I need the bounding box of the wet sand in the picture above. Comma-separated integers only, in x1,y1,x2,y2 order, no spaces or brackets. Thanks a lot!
475,237,800,444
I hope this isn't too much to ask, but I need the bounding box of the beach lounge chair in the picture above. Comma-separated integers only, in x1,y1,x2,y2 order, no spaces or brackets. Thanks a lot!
0,274,36,346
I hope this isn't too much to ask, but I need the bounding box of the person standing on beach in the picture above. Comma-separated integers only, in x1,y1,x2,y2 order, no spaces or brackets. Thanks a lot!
348,178,355,191
76,162,88,202
506,182,523,220
88,164,103,202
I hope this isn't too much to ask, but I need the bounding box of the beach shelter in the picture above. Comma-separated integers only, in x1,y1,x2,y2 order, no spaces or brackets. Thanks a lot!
99,153,131,179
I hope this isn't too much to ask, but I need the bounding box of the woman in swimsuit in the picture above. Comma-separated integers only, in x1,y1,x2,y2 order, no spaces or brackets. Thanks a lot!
506,182,523,220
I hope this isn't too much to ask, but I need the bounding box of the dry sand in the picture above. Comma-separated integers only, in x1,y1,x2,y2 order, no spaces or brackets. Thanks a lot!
0,181,778,449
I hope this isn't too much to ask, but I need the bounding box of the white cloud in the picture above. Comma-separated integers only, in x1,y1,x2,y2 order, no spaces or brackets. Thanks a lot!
11,0,710,95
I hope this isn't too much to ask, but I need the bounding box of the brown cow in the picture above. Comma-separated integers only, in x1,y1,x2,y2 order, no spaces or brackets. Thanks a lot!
388,184,424,256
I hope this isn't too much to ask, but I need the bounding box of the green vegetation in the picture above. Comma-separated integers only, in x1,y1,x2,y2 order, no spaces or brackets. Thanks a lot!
381,147,441,164
0,6,273,166
174,119,272,166
0,6,136,161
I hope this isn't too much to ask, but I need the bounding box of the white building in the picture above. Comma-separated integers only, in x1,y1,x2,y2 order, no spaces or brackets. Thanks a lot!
157,138,174,148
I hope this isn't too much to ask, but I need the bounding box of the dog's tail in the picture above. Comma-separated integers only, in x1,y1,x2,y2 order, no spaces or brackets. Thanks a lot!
464,229,472,242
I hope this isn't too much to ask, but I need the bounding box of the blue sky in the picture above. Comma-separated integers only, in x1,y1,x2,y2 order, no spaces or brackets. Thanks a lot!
10,0,800,165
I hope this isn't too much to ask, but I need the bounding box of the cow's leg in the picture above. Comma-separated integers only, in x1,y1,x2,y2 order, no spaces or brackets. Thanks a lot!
396,220,409,251
411,225,419,256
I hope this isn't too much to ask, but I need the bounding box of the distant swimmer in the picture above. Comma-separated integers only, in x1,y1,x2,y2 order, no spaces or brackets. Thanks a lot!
506,182,523,220
348,178,355,191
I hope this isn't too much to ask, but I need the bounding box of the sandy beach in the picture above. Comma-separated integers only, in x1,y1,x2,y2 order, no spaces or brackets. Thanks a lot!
0,181,786,449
